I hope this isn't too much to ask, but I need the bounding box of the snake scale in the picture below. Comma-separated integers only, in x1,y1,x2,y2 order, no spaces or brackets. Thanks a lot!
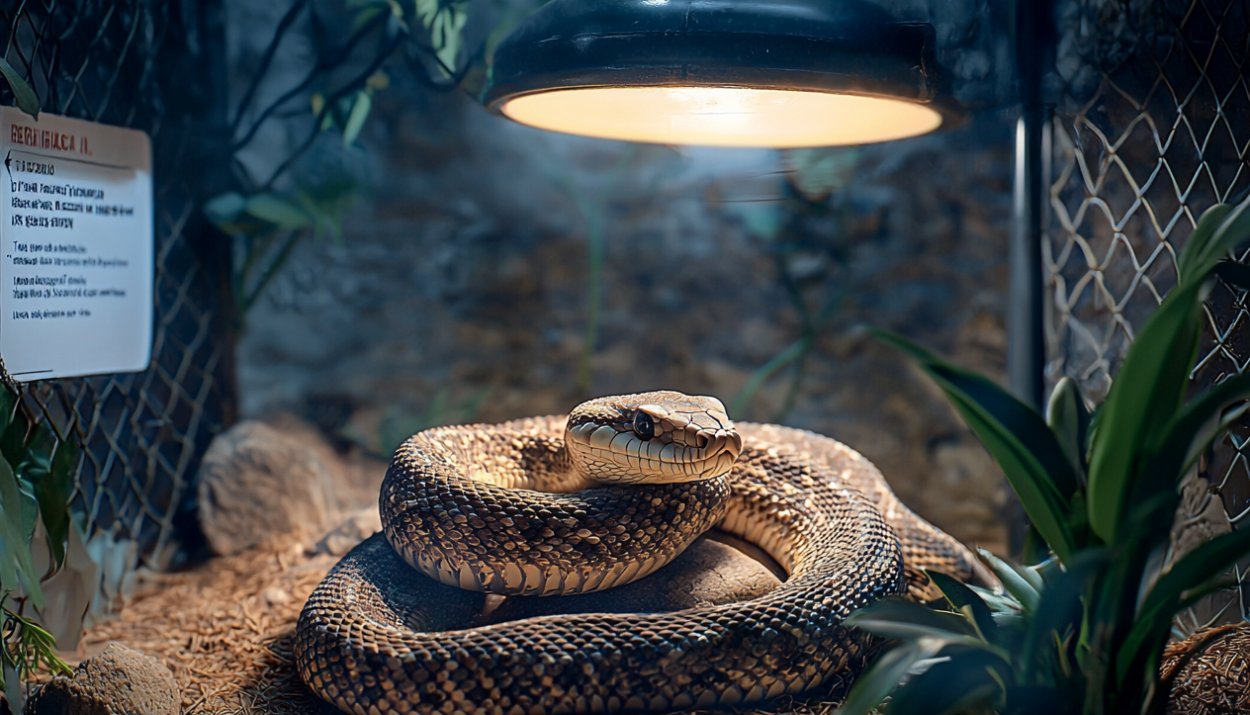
295,391,990,715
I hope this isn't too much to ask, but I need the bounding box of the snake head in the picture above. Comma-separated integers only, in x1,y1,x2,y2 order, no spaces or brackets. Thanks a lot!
565,391,743,484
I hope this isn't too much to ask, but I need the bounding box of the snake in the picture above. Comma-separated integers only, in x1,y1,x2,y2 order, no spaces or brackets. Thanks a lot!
295,391,991,715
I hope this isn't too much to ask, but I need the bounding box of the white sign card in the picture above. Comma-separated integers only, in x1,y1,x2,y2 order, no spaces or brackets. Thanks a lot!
0,107,154,380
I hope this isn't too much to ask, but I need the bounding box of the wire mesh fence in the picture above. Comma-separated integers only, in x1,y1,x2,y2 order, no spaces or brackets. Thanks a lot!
1046,0,1250,627
2,0,1244,635
0,1,235,590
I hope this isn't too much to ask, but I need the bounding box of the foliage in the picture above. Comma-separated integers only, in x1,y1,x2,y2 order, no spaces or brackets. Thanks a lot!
208,0,486,317
0,56,39,119
205,146,365,318
0,389,79,693
839,195,1250,715
0,598,72,694
727,148,860,421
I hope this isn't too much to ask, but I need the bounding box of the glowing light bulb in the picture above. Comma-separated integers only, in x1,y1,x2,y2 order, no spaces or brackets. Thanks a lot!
501,86,944,148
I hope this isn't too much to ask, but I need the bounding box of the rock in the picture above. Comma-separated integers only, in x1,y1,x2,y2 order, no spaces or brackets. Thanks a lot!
197,419,386,556
487,535,781,623
1169,471,1231,568
24,643,178,715
311,507,384,557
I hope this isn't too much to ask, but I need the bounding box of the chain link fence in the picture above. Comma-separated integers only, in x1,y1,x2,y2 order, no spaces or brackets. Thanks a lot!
1046,0,1250,628
1,1,235,591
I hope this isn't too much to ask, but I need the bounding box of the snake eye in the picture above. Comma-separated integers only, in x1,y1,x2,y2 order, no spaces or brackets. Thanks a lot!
633,411,655,440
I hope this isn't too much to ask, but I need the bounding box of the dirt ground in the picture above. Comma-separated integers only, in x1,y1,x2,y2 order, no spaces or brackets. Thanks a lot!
46,533,856,715
61,535,337,715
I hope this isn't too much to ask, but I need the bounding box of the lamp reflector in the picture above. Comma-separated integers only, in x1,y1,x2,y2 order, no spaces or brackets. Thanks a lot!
500,86,944,148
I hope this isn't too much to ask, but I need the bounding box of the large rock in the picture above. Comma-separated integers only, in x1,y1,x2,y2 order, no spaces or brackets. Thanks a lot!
487,535,782,623
24,643,178,715
197,418,385,555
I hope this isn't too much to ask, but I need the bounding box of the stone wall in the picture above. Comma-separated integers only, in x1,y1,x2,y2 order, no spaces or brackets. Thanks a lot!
229,0,1017,554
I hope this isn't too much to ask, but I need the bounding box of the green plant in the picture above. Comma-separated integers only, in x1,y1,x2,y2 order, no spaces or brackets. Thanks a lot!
205,159,364,319
727,147,859,422
0,56,39,119
1,598,71,694
207,0,485,321
0,388,79,694
838,195,1250,715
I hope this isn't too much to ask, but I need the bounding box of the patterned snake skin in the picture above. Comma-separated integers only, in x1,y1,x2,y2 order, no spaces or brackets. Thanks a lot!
295,392,990,715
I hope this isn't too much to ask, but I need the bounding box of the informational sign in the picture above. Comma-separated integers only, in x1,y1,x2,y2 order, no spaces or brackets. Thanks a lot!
0,107,153,380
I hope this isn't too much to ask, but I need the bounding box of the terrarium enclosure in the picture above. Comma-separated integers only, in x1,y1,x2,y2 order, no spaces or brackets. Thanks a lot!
0,0,1247,713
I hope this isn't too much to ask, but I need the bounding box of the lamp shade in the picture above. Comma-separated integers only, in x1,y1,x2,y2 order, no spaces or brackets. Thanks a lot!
484,0,959,148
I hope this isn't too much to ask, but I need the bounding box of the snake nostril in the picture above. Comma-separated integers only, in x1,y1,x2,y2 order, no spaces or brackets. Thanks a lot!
696,434,709,449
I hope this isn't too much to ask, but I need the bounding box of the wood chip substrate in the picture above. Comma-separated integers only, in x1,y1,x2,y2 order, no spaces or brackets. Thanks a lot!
72,536,339,715
61,535,854,715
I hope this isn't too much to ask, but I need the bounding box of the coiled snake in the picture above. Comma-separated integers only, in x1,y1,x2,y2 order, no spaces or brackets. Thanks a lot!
295,391,989,715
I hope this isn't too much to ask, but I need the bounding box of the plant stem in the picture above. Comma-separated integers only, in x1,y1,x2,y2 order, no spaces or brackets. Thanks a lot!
731,338,811,417
576,199,604,398
241,228,304,315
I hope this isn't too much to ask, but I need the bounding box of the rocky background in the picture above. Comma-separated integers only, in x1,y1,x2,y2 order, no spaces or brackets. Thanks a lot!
227,0,1018,555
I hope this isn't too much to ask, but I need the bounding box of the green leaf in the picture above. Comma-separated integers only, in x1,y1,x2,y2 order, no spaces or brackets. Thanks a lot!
1123,374,1250,543
342,91,372,146
1085,402,1104,463
927,570,1002,648
16,422,53,485
351,2,390,32
0,388,15,436
1046,377,1089,480
845,598,989,651
976,548,1041,614
1118,528,1250,687
245,192,313,229
1183,196,1250,284
1086,278,1206,543
1177,203,1234,285
0,456,42,608
870,328,1080,562
427,2,468,72
204,191,247,227
32,436,78,569
784,147,860,202
885,650,1006,715
15,475,36,543
1151,373,1250,483
869,331,1043,450
0,56,40,119
837,642,940,715
1021,548,1107,675
968,584,1026,617
1030,555,1063,584
1175,574,1240,613
0,404,29,469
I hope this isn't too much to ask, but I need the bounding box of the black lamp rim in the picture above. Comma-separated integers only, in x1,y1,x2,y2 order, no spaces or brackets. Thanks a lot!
482,0,967,140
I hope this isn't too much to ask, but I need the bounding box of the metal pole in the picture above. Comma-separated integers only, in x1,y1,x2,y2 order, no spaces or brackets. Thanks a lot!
1007,0,1054,555
1009,109,1048,413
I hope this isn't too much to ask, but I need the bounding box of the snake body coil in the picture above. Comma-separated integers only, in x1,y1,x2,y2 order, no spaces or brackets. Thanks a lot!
296,392,986,715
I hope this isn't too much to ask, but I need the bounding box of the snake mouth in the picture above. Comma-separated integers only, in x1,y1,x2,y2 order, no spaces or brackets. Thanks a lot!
565,392,744,484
